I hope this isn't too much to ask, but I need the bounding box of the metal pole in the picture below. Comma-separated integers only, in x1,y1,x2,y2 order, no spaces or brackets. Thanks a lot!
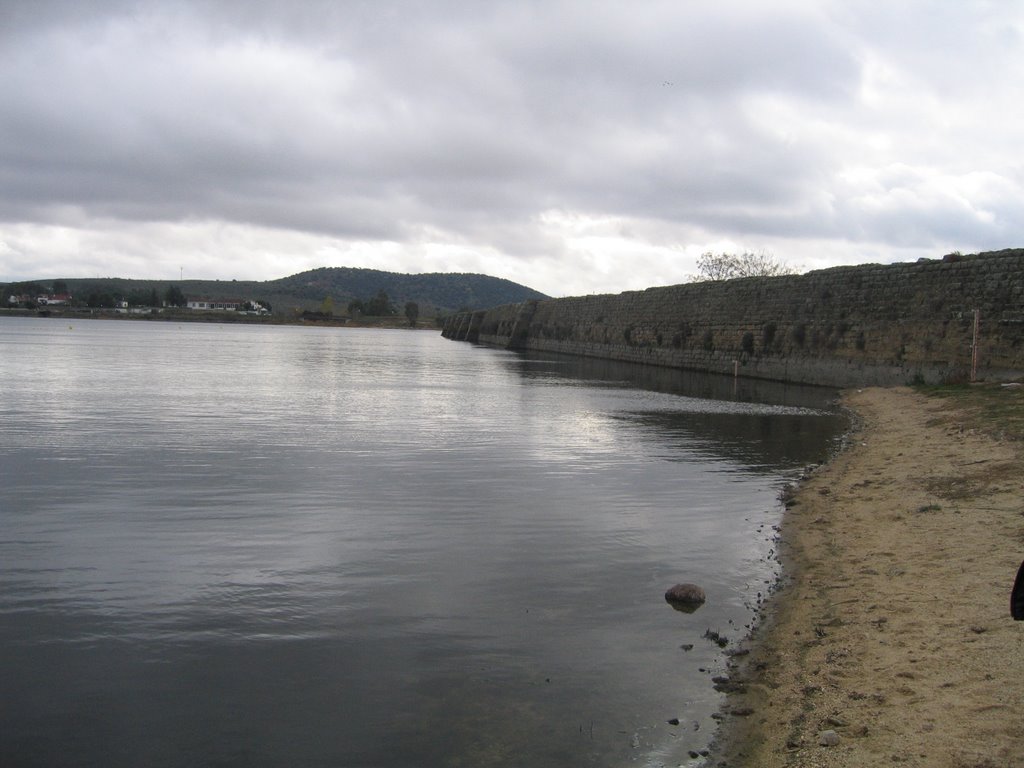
971,309,980,383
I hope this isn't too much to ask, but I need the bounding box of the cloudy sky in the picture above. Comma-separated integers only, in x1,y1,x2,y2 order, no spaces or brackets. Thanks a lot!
1,1,1022,297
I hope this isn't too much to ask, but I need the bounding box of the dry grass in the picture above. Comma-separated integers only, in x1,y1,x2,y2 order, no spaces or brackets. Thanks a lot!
919,381,1024,442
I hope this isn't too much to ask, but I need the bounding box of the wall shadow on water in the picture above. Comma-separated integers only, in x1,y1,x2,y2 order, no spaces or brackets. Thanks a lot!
502,350,850,472
504,350,841,408
618,410,849,473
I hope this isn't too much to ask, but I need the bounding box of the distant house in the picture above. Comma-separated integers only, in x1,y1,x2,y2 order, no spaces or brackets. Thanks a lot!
37,293,73,306
185,298,268,314
187,298,243,311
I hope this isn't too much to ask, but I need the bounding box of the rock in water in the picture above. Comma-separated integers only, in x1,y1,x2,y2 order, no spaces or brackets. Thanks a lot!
665,583,706,611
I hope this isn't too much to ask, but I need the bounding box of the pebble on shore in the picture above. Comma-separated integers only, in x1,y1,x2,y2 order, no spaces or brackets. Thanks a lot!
819,729,841,747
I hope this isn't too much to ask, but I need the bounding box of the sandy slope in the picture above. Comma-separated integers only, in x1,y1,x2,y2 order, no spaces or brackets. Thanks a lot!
713,387,1024,768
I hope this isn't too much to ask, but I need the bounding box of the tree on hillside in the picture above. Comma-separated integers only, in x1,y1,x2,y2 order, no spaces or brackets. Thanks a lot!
52,279,68,295
347,299,364,316
165,285,186,307
691,251,796,282
125,288,161,307
321,296,335,316
366,289,394,316
86,291,115,308
404,301,419,327
6,281,45,299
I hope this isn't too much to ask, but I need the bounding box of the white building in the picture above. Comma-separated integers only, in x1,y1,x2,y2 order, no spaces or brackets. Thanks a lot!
187,298,243,311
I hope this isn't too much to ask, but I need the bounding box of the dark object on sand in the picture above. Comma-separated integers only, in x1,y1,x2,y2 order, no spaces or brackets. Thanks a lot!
1012,560,1024,620
665,583,706,613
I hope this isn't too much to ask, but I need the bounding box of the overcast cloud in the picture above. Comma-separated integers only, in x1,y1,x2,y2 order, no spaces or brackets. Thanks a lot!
1,0,1022,296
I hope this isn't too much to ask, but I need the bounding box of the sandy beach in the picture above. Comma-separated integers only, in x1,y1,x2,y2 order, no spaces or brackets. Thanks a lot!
712,387,1024,768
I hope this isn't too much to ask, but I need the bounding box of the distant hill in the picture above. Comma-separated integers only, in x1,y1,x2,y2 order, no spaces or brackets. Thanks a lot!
266,267,548,313
2,267,549,316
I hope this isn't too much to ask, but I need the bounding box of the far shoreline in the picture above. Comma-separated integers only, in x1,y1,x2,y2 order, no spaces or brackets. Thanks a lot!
0,307,439,330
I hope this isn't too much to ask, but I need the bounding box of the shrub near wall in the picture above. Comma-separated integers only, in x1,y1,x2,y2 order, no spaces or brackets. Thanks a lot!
443,250,1024,387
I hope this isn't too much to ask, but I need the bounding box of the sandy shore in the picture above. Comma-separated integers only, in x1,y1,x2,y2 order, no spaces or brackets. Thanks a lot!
712,387,1024,768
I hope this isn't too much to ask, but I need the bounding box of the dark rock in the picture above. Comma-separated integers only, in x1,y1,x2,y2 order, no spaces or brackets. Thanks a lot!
665,583,706,612
703,628,729,647
713,674,748,694
1014,558,1024,620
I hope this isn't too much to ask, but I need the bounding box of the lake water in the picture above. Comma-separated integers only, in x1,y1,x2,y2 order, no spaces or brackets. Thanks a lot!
0,317,845,767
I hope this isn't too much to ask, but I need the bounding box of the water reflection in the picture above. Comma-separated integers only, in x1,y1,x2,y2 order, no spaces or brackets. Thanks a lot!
505,350,841,410
1,319,846,768
502,350,847,470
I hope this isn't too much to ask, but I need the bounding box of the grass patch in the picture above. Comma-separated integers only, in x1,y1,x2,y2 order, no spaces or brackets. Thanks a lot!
916,382,1024,442
922,460,1020,501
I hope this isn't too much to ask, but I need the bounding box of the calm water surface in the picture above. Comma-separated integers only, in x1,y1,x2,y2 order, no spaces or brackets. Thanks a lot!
0,317,845,767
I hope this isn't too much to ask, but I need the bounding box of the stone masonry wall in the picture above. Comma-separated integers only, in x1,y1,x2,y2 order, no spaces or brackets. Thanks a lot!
442,250,1024,387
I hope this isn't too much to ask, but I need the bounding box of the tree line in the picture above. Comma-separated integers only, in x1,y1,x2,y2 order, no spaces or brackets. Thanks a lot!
3,280,271,312
320,289,420,326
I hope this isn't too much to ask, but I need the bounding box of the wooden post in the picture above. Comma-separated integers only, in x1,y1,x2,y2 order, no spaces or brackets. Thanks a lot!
971,309,980,383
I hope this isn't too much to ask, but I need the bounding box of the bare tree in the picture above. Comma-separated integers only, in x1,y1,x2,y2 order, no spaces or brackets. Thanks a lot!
691,251,797,282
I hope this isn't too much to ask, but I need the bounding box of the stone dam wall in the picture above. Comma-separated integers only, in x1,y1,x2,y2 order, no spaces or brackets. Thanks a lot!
441,250,1024,387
